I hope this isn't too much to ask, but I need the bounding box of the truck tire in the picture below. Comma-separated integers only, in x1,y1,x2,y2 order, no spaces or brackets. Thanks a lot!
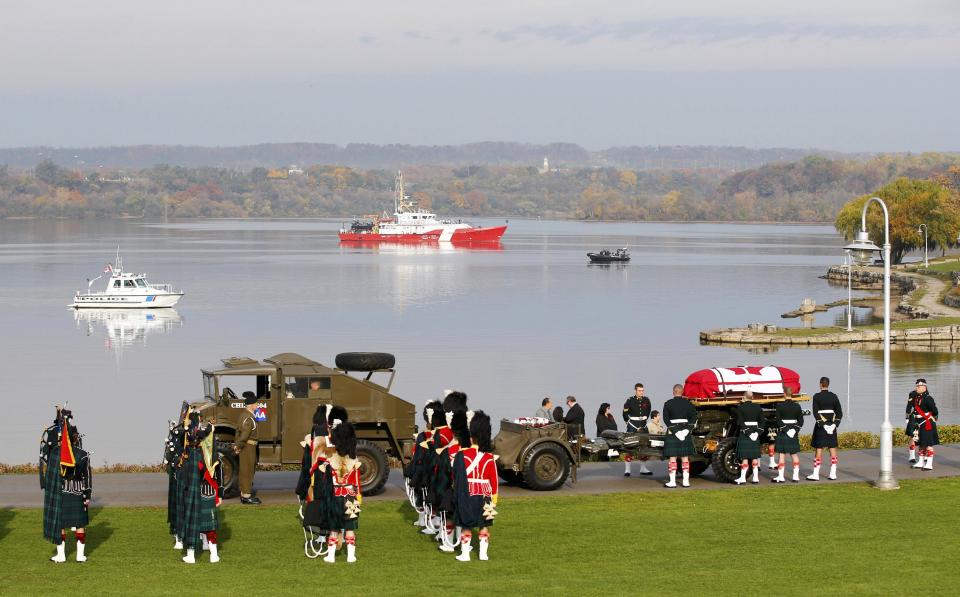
217,443,240,499
522,443,570,491
711,439,740,484
356,440,390,496
335,352,396,371
497,467,523,486
689,460,709,477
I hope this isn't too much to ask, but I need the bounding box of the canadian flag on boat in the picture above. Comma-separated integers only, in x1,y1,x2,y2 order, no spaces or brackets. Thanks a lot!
683,366,800,400
104,264,113,273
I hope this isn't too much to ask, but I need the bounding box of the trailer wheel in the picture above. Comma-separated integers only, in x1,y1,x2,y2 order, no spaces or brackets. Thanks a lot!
497,467,523,486
522,443,570,491
335,352,396,371
689,460,709,477
711,439,740,484
356,440,390,496
217,443,240,499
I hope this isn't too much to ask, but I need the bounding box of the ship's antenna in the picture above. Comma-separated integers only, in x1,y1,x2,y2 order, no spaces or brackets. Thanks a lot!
116,245,121,272
395,170,403,214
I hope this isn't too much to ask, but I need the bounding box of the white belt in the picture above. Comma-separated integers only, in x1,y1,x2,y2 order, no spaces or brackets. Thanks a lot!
672,419,688,423
743,422,759,426
781,419,797,424
629,416,647,421
819,410,835,414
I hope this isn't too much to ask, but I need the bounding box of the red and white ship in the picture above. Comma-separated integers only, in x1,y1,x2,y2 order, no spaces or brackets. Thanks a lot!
338,171,507,243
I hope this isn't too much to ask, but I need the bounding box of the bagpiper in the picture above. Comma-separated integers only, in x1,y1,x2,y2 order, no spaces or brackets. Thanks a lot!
807,376,842,481
621,383,652,477
772,387,804,483
177,411,221,564
733,391,765,485
322,420,362,564
41,407,93,563
909,379,939,471
452,411,499,562
164,402,188,550
434,391,468,551
662,384,698,488
905,388,920,463
421,402,450,536
300,405,337,558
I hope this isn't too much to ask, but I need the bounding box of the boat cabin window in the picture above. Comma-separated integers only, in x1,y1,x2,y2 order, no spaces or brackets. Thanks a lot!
124,280,136,288
113,280,122,288
135,279,146,287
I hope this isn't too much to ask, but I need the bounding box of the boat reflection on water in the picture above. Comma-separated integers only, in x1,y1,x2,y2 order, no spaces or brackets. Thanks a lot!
73,308,183,355
341,240,503,255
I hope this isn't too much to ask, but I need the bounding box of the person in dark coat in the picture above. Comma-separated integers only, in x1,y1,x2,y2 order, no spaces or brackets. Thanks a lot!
905,390,919,463
622,383,653,476
908,379,939,470
772,387,804,483
551,406,564,423
733,391,765,485
807,377,843,481
165,403,188,550
41,407,93,563
663,384,698,488
406,401,442,528
563,396,585,439
595,403,618,437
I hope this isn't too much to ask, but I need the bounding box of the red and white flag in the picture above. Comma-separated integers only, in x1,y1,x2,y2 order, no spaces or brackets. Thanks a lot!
104,264,113,273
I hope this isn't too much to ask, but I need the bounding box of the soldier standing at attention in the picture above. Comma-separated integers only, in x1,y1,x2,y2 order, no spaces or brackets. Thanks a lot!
807,377,843,481
733,391,765,485
41,407,93,563
772,387,804,483
235,391,261,504
905,388,919,463
622,383,653,477
663,384,697,488
909,379,939,470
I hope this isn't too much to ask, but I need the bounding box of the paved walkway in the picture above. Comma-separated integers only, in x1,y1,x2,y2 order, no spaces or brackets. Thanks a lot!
901,271,960,317
3,444,958,508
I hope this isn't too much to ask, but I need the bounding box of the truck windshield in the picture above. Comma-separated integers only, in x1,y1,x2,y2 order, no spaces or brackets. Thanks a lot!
202,372,217,401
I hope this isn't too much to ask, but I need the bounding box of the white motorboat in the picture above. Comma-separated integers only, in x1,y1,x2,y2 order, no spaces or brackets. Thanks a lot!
70,254,183,308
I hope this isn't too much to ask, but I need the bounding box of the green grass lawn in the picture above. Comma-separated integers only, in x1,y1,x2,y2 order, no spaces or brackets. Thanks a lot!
769,316,960,337
3,480,960,595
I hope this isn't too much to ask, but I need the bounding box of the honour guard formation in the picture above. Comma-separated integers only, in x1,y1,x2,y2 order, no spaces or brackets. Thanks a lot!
36,363,944,565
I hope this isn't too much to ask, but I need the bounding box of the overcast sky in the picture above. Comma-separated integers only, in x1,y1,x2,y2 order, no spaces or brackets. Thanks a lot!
0,0,957,151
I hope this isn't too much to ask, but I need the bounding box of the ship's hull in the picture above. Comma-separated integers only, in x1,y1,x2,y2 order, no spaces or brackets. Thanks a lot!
340,225,506,243
70,292,184,309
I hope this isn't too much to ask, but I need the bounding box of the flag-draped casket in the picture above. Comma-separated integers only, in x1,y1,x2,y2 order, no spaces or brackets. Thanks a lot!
683,366,800,400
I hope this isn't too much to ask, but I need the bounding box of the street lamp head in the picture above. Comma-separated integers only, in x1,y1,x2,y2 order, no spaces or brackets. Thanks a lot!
844,230,880,266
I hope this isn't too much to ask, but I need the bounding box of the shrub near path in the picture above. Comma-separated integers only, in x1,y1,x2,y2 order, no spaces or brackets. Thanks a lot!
2,478,960,596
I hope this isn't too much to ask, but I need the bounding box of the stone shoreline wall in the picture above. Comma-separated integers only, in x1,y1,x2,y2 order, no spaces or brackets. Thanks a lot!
700,325,960,346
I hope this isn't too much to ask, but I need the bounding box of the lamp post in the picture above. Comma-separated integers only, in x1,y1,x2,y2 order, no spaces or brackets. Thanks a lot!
845,249,853,332
917,223,928,269
844,196,898,490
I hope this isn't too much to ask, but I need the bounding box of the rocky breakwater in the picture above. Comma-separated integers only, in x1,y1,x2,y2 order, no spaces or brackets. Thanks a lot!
700,324,960,346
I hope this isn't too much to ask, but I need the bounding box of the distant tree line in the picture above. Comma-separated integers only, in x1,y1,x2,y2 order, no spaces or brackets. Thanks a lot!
0,153,957,223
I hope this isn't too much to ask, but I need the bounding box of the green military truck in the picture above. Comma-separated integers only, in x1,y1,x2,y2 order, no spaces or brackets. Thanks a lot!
494,393,811,489
189,352,415,497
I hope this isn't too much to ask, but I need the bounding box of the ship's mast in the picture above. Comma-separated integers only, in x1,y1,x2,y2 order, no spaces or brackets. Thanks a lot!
394,170,403,214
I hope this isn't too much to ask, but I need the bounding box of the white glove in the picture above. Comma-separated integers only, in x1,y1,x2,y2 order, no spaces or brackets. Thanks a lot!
824,424,836,435
675,429,690,441
748,432,759,442
786,429,796,438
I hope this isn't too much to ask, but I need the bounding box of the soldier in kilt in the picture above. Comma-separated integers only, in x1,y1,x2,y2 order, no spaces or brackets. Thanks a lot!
434,391,468,550
807,377,843,481
41,407,92,563
452,411,499,562
177,412,221,564
406,401,441,528
165,403,188,549
909,379,939,471
772,387,804,483
420,404,449,535
663,384,698,488
301,405,340,557
905,391,919,463
733,391,765,485
322,421,362,564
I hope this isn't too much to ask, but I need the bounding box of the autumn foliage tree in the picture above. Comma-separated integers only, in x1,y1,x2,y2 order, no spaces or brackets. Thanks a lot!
834,177,960,264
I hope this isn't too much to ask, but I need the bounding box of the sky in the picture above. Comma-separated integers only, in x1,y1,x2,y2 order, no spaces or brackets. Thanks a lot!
0,0,957,151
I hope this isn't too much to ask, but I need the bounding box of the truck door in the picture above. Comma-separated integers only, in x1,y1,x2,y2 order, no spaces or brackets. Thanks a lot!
280,375,332,462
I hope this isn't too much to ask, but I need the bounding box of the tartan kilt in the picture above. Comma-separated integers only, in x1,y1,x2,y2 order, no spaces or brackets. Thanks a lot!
327,496,359,531
61,493,89,528
918,423,939,446
811,424,838,449
736,434,762,460
197,493,218,533
662,433,694,458
774,432,801,454
905,418,917,437
167,471,178,534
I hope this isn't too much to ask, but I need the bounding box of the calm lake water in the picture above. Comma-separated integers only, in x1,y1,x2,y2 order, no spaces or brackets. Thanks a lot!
2,218,958,466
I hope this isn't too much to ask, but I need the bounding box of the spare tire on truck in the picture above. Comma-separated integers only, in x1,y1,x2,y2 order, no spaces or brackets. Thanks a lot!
335,352,396,371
